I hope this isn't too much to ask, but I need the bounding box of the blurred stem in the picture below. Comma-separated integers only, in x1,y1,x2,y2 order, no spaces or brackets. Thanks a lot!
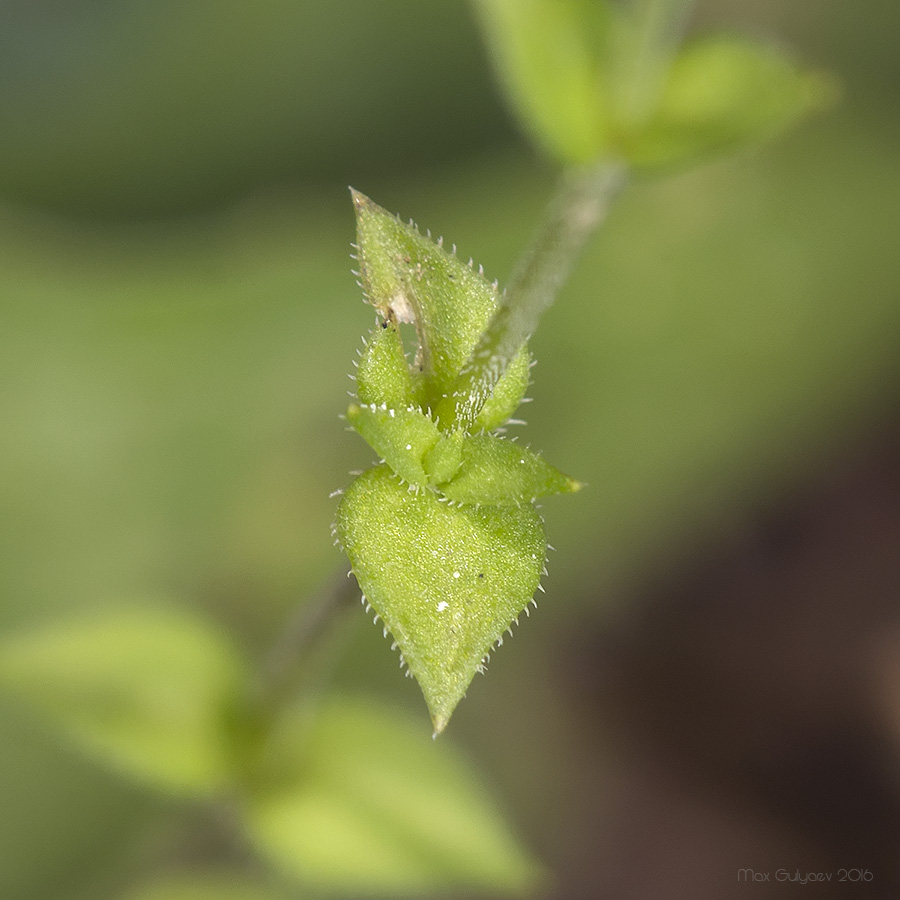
252,569,359,722
439,160,627,430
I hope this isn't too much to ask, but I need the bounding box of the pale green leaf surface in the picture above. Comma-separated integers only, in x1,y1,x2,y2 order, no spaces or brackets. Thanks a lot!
352,191,533,431
0,608,247,794
246,697,544,896
347,403,443,487
474,344,531,431
355,322,422,410
353,189,507,405
471,0,614,163
0,84,896,900
336,466,545,733
438,435,581,505
626,36,835,168
422,429,466,485
345,193,578,731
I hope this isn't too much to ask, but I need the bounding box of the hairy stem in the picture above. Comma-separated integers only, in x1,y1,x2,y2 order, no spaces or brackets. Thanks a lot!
439,161,627,430
256,161,626,722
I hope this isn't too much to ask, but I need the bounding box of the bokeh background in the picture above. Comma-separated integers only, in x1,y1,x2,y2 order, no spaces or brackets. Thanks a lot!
2,0,899,898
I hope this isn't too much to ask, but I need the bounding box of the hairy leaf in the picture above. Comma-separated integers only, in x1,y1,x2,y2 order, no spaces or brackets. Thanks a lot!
474,344,531,431
352,189,527,416
355,321,422,410
342,193,581,731
346,402,443,486
336,466,546,733
423,429,466,485
437,434,581,505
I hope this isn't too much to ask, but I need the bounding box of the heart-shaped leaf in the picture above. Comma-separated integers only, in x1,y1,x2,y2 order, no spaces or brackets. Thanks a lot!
336,466,545,733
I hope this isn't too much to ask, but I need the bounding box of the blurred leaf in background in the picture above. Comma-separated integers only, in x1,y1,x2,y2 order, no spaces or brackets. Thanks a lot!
246,697,544,895
0,607,246,793
471,0,833,167
120,872,292,900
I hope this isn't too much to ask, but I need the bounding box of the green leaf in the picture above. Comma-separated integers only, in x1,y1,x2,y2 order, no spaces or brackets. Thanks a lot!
437,434,582,505
245,697,545,896
121,873,290,900
474,344,531,431
625,36,836,168
347,402,444,486
352,189,528,419
336,466,546,733
343,193,582,730
423,429,466,485
355,321,423,410
0,607,247,794
471,0,615,164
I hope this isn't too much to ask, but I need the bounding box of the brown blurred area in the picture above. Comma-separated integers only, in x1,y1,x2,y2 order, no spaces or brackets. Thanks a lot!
556,419,900,898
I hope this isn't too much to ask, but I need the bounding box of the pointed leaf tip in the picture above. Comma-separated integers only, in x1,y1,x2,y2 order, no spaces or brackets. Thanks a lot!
437,435,581,505
432,715,448,739
349,186,369,209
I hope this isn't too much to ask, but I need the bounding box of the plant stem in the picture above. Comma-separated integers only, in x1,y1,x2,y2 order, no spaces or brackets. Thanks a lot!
255,160,626,723
441,160,627,430
252,569,360,718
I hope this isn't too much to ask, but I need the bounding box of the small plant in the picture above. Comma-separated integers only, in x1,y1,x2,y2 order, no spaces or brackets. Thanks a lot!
0,1,830,897
336,190,582,734
333,0,830,738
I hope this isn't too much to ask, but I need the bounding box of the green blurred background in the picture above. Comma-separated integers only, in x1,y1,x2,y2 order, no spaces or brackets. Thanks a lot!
2,0,899,897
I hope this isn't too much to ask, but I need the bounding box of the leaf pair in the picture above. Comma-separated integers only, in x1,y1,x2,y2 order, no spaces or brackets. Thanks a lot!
0,608,542,896
346,401,576,504
471,0,834,169
337,193,580,733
